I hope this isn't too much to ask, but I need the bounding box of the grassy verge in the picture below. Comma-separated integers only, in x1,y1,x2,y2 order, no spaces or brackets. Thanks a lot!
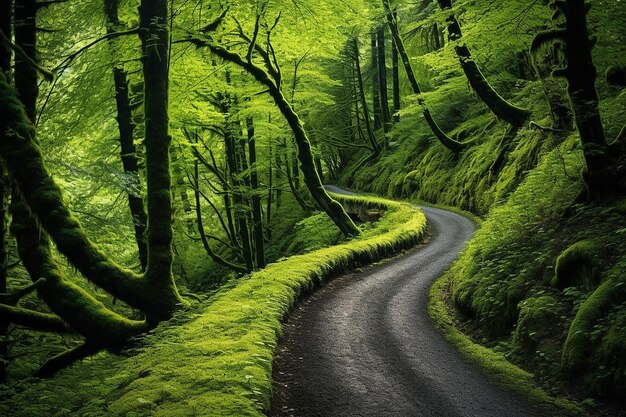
428,271,586,417
1,194,426,417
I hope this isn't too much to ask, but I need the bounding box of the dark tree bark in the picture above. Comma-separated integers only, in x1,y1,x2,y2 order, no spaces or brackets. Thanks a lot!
104,0,148,273
382,0,466,153
247,117,266,269
1,0,185,322
235,115,255,270
531,1,606,167
113,68,149,269
371,33,382,130
377,28,392,132
436,0,531,127
391,10,401,123
352,38,380,155
14,0,37,121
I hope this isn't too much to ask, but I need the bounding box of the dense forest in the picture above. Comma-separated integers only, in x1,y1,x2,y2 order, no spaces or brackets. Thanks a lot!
0,0,625,415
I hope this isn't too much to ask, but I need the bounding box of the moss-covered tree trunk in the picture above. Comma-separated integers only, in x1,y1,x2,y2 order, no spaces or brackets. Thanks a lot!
218,82,254,271
247,117,266,269
0,0,187,332
353,38,380,155
138,0,184,309
382,0,465,153
174,39,360,235
391,10,401,123
371,33,382,130
436,0,531,127
104,0,148,273
113,68,149,269
531,0,621,198
377,28,392,133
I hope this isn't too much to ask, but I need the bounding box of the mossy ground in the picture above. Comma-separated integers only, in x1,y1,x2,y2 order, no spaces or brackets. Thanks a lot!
0,194,426,417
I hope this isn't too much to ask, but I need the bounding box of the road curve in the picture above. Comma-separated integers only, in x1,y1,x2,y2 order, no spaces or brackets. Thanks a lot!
270,186,543,417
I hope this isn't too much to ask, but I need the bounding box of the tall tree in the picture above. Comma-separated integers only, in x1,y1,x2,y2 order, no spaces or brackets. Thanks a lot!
352,38,380,156
391,10,401,123
371,33,382,130
377,28,392,132
104,0,148,270
247,117,266,269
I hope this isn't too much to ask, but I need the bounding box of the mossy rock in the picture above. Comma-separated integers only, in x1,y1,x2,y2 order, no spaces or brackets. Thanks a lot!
513,295,562,353
552,240,601,291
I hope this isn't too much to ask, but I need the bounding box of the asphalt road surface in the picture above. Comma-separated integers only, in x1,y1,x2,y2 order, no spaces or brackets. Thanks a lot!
270,186,543,417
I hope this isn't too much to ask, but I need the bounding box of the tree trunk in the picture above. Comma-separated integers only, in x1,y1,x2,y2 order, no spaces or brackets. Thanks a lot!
171,144,195,234
247,117,266,269
104,0,148,270
192,156,246,273
382,0,465,153
0,0,185,323
371,33,382,130
221,106,254,272
112,68,149,269
138,0,185,311
377,28,392,132
353,38,380,155
531,0,610,185
392,10,401,123
436,0,530,127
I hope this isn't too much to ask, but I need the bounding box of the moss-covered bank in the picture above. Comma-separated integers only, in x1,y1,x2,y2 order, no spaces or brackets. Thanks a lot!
0,194,426,416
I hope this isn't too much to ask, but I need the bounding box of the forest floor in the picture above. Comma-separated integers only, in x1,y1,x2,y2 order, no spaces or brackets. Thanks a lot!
270,187,544,417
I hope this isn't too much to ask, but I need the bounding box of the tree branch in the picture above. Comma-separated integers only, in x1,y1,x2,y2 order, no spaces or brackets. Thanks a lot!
0,304,71,333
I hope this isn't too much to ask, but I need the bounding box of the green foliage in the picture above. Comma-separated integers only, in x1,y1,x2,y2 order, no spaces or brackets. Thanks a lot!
514,295,563,353
429,273,584,416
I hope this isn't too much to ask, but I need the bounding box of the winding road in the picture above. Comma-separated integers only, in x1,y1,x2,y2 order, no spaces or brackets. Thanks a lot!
270,186,543,417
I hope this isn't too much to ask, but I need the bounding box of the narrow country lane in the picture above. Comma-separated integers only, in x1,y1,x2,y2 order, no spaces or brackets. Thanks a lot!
270,186,544,417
